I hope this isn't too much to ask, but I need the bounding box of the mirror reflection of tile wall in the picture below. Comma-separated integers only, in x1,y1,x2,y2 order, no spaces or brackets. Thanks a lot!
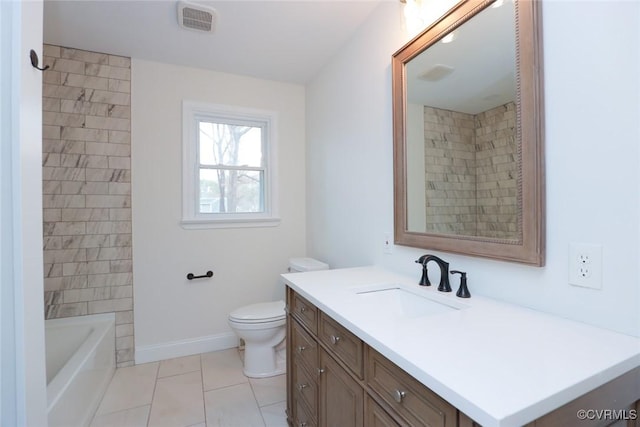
42,45,134,367
423,102,518,239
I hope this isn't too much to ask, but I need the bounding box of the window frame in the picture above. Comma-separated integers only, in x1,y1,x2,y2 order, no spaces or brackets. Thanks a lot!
181,101,279,229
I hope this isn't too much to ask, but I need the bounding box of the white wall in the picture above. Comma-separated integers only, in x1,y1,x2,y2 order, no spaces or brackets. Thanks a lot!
306,0,640,337
131,60,306,362
1,0,48,424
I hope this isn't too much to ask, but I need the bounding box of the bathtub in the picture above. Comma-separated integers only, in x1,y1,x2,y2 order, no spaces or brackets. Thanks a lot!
46,313,116,427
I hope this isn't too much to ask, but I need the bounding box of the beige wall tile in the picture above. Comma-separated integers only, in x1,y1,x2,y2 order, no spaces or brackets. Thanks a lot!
85,195,131,208
60,99,109,116
88,89,130,106
50,57,85,74
61,47,109,65
88,272,132,287
43,44,61,58
85,63,131,80
85,115,130,131
46,302,88,318
88,297,133,314
85,142,129,157
108,55,131,68
115,310,134,325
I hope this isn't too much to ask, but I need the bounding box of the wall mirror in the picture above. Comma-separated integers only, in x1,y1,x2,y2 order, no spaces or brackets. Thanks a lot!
393,0,545,265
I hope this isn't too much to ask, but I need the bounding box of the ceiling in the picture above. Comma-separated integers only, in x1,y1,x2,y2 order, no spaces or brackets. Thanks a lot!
406,0,516,114
43,0,382,84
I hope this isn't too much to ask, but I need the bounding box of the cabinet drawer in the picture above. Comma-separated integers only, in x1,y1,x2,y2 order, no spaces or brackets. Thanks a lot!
366,348,456,427
319,313,364,378
293,357,318,417
292,318,318,372
295,396,318,427
291,292,318,335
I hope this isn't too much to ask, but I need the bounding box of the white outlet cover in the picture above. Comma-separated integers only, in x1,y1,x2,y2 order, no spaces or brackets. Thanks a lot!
568,243,602,289
383,233,393,254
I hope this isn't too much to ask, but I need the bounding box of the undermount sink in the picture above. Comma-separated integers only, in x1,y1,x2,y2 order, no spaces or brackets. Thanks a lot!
354,286,461,318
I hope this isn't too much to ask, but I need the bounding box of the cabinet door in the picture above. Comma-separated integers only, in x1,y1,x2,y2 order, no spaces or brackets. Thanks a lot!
365,396,404,427
319,348,363,427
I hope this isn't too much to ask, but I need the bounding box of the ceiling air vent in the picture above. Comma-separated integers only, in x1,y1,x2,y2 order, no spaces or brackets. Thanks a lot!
177,1,217,33
418,64,455,82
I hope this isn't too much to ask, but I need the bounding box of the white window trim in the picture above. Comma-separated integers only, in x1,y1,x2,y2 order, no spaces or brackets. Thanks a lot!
181,101,280,229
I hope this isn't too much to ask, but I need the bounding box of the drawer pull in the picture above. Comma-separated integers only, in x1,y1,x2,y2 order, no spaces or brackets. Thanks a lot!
299,423,307,427
330,335,341,344
300,306,307,313
297,383,308,391
393,389,406,403
297,346,306,353
318,368,325,375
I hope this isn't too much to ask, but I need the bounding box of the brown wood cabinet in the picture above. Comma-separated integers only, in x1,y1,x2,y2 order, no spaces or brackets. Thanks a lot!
319,348,364,427
286,287,640,427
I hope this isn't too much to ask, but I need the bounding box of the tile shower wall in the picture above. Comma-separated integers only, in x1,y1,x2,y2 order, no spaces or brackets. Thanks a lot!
423,106,477,236
42,45,134,367
423,102,517,239
475,102,518,239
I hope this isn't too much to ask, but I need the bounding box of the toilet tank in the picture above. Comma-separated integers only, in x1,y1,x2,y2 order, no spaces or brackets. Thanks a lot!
288,257,329,273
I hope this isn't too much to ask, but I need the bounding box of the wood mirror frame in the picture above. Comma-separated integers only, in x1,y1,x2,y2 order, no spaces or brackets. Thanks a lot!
393,0,545,266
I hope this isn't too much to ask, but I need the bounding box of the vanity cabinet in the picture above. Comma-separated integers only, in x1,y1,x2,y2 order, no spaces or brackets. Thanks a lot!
286,287,640,427
287,289,365,427
286,287,456,427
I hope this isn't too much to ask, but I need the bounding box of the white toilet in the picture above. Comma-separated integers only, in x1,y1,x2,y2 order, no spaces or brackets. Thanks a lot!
228,257,329,378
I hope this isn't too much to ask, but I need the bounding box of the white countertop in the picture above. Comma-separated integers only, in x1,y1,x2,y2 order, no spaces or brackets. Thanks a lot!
281,266,640,427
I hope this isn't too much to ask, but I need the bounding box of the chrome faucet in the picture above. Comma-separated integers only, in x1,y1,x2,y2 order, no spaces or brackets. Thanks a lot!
415,254,452,292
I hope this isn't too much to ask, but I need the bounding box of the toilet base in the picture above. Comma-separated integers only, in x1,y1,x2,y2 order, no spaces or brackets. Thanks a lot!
242,346,286,378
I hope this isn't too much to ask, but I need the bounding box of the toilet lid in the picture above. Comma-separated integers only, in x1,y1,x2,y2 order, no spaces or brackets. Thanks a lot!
229,300,286,323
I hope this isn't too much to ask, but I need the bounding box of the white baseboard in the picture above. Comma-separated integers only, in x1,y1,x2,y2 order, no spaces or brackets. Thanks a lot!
135,332,239,364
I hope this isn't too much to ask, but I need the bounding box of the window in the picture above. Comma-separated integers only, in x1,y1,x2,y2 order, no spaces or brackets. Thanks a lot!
182,101,279,228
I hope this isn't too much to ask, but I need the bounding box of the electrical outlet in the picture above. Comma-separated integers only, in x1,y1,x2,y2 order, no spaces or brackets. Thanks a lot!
569,243,602,289
384,233,393,254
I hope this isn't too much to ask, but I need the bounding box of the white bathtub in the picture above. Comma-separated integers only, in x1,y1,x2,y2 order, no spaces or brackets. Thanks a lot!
46,313,116,427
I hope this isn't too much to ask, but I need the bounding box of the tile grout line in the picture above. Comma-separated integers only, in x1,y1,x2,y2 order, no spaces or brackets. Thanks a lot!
146,362,160,427
200,353,208,427
247,377,268,426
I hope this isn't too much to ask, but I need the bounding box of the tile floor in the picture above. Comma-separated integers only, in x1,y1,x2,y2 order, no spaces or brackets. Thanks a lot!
90,348,287,427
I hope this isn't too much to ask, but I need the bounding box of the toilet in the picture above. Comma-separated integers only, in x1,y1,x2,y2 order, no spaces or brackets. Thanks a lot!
228,257,329,378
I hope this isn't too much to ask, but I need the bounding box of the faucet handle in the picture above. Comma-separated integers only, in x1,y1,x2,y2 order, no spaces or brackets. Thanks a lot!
451,270,471,298
419,265,430,286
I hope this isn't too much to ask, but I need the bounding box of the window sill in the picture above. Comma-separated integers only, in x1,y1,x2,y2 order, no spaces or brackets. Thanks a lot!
180,217,281,230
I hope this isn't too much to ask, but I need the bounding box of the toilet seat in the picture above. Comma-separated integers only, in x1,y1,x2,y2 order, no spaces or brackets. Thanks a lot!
229,300,285,324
